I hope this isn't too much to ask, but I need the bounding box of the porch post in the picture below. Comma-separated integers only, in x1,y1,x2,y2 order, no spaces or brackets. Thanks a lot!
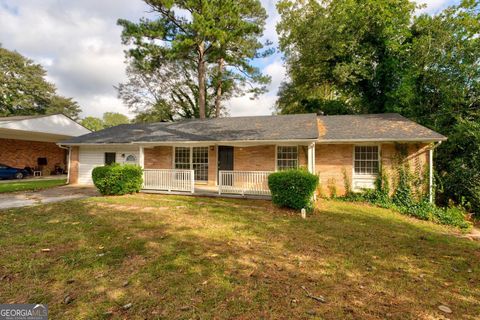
429,146,434,203
307,142,316,174
139,146,145,187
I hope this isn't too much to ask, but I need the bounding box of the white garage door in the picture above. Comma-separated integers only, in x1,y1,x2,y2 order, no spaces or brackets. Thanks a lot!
78,148,104,185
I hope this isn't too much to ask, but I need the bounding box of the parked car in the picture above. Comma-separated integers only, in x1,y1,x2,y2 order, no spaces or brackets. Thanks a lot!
0,164,30,180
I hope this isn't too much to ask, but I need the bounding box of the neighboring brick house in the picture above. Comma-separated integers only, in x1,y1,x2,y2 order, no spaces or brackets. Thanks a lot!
59,113,446,199
0,114,90,177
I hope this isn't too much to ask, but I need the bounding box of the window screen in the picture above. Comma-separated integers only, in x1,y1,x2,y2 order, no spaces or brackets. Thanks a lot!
277,146,298,171
354,146,379,175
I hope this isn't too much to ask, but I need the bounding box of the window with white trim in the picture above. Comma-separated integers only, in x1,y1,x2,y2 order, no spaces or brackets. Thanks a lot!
174,147,209,181
277,146,298,171
354,146,379,175
174,147,190,170
192,147,208,181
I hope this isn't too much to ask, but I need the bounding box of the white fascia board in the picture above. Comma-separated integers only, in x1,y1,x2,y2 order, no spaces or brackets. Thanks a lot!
58,139,318,147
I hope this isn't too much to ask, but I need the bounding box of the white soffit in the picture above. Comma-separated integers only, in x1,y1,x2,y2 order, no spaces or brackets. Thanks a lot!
0,114,90,137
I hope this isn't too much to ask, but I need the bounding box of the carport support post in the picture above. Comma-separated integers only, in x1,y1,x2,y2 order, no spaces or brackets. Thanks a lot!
139,146,145,188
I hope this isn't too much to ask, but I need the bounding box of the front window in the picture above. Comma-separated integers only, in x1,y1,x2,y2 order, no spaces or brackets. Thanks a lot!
174,147,209,181
277,146,298,171
354,146,379,175
192,147,209,181
105,152,116,165
174,147,191,170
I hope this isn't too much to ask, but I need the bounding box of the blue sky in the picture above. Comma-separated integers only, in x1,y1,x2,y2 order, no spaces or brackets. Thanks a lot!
0,0,459,118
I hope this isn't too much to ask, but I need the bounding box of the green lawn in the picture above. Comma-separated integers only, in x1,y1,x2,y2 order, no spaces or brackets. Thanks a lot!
0,194,479,319
0,178,66,193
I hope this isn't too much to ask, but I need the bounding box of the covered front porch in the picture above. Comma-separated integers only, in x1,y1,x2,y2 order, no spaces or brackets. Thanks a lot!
137,141,316,197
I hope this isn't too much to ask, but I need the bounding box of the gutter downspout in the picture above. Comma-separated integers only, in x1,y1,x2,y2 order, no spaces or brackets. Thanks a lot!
58,145,71,184
429,141,442,204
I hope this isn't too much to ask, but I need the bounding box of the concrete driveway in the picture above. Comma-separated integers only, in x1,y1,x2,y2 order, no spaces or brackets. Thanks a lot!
0,185,99,210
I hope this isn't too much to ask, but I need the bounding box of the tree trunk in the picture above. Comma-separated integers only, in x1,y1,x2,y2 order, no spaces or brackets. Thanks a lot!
197,41,206,119
215,58,224,118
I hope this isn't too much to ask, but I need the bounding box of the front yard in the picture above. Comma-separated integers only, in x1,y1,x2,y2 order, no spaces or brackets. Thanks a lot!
0,178,66,193
0,194,479,319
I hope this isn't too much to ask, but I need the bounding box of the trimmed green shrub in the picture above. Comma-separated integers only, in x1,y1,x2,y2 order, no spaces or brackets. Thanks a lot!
268,169,319,210
92,163,143,196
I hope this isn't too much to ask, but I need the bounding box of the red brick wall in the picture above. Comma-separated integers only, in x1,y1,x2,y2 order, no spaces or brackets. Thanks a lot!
144,146,173,169
0,138,66,173
298,145,308,168
315,143,431,197
382,143,430,174
143,144,308,185
69,146,79,184
208,146,217,186
315,144,354,196
234,145,276,171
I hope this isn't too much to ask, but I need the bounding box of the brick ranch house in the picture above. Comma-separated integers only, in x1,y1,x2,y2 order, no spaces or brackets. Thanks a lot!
0,114,90,176
59,113,446,199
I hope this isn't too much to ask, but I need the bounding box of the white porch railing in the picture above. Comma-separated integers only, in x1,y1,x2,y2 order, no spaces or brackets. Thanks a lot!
143,169,194,193
218,170,272,196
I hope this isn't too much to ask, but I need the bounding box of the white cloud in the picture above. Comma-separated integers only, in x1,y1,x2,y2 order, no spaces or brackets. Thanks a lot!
227,0,285,117
0,0,150,118
0,0,456,120
229,59,286,116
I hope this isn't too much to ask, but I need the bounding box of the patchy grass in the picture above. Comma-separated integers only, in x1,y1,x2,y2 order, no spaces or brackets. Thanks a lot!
0,179,66,193
0,194,479,319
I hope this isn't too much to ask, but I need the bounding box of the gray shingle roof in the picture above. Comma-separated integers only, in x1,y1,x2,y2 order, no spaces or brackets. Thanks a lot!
60,113,446,145
317,113,446,142
61,114,319,144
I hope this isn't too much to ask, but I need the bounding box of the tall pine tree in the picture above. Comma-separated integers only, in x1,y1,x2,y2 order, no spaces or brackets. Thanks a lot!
117,0,270,119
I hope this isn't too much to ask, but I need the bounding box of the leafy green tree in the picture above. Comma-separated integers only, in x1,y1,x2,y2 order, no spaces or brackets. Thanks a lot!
276,0,416,115
0,47,82,118
276,0,480,213
103,112,130,128
80,113,130,131
80,116,104,131
206,0,272,116
0,47,55,116
117,0,270,119
46,96,82,120
392,2,480,211
438,118,480,213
